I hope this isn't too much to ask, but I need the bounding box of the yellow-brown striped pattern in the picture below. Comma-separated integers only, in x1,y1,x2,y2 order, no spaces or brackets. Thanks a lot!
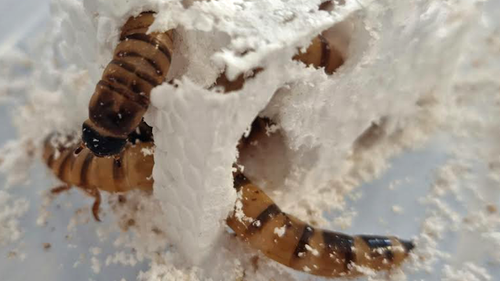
44,132,414,276
43,135,154,220
82,12,174,157
227,172,414,278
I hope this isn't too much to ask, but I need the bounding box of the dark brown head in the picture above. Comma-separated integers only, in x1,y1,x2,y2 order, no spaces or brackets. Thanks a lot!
82,120,127,157
127,121,154,144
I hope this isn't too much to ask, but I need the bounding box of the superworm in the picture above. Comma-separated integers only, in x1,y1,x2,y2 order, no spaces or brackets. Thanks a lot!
43,125,414,277
82,12,175,157
43,129,154,221
226,171,414,278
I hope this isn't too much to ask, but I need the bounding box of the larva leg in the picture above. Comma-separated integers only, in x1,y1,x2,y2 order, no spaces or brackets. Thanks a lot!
227,172,414,278
81,186,102,222
50,184,72,194
91,189,102,222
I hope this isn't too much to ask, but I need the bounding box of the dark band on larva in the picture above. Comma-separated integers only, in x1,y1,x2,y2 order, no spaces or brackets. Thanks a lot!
247,204,282,233
119,25,155,41
124,33,172,62
97,80,149,108
104,74,130,90
79,152,94,187
319,34,330,70
116,51,164,76
293,225,315,258
110,59,159,87
113,158,125,191
57,151,73,179
322,231,355,270
69,149,80,172
46,151,55,168
359,235,392,250
233,172,251,189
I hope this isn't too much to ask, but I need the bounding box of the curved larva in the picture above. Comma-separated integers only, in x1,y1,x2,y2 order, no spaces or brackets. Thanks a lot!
227,172,414,278
43,132,413,276
82,12,175,157
43,135,154,220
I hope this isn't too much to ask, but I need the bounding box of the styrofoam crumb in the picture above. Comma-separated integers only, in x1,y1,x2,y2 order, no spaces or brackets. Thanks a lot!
90,247,102,256
0,190,29,246
141,147,154,157
442,263,491,281
105,251,137,267
273,225,286,238
482,232,500,263
91,256,101,274
392,205,404,214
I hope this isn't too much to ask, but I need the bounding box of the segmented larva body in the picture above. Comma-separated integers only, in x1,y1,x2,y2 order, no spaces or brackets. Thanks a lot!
227,172,414,278
82,12,174,157
43,137,414,276
43,139,153,192
43,135,154,220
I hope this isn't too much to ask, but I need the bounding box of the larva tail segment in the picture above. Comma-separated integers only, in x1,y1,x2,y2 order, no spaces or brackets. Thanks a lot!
227,171,414,278
83,12,175,157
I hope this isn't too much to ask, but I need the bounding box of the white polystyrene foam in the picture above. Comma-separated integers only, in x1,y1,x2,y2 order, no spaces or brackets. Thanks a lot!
141,0,362,263
146,65,289,262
